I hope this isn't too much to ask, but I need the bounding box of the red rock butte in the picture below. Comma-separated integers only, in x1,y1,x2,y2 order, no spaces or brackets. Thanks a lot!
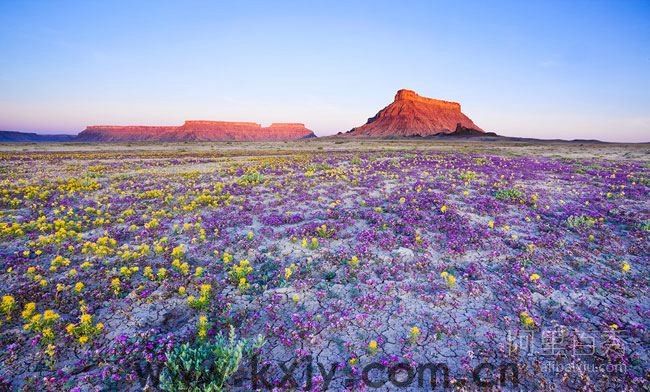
76,120,315,142
347,89,484,137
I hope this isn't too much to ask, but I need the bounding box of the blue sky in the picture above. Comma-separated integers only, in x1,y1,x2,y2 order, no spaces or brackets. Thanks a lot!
0,0,648,141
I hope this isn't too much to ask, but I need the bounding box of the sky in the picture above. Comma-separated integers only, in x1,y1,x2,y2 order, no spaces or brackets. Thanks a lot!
0,0,648,142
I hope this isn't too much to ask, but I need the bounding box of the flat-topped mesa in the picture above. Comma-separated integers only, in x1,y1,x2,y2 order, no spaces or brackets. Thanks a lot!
180,121,261,131
268,123,307,129
347,89,483,138
83,125,177,133
394,89,461,112
76,120,315,142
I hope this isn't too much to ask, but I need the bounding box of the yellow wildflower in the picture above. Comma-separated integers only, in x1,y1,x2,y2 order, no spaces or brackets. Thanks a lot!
520,312,535,329
80,313,92,325
1,295,16,320
110,277,121,295
368,340,378,354
409,326,421,343
22,302,36,319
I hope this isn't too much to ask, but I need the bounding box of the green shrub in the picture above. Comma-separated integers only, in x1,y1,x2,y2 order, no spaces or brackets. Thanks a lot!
494,188,524,202
459,170,477,182
159,326,264,392
641,220,650,232
237,171,264,186
566,215,597,229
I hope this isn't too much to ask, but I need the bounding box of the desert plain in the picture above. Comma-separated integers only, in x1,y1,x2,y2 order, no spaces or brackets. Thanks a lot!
0,139,648,390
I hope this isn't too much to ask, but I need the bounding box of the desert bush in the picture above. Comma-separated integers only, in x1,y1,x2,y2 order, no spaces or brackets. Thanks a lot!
640,220,650,232
567,215,597,229
237,171,264,186
494,188,524,202
159,326,264,392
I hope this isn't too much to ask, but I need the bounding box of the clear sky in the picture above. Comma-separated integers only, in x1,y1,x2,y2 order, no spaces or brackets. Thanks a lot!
1,0,648,141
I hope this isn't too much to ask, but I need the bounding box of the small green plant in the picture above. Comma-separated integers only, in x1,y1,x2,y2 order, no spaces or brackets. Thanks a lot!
237,171,264,186
640,220,650,232
301,237,319,250
494,188,524,202
459,170,477,182
229,259,253,291
473,157,488,165
567,215,597,229
187,284,212,311
159,326,265,392
315,224,335,238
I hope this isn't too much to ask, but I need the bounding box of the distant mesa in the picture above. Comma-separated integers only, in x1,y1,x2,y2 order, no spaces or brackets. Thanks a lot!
0,130,75,142
2,90,498,142
347,89,491,137
75,121,315,142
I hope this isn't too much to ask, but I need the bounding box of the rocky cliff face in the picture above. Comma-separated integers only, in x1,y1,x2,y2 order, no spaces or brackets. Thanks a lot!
76,121,315,142
347,89,484,137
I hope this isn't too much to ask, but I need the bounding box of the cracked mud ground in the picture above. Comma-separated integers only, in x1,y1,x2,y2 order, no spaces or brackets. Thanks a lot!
0,140,648,390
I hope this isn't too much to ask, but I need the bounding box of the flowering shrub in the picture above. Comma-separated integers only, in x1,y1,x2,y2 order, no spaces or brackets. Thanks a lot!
567,214,598,229
519,312,536,329
187,284,212,311
65,306,104,345
494,188,524,202
229,260,253,291
1,295,15,322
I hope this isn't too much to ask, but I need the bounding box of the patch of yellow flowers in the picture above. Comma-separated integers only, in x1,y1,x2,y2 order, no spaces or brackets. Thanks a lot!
197,315,210,340
230,259,253,291
284,263,297,280
22,304,60,345
440,271,457,288
188,284,212,311
1,295,16,322
519,312,536,329
110,277,121,296
49,255,71,272
81,235,117,258
301,237,320,250
66,305,104,345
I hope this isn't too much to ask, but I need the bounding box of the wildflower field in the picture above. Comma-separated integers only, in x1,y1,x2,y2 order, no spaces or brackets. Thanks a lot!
0,141,648,390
